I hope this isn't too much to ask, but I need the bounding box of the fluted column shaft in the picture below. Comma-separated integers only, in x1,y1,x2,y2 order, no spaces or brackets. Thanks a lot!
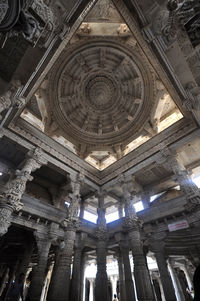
28,234,51,301
120,246,136,301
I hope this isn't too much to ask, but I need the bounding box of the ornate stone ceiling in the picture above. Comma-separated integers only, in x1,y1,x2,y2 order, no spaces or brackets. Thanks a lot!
48,39,153,153
18,0,184,171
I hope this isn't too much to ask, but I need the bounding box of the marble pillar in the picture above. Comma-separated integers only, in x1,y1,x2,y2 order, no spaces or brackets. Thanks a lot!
79,199,85,219
0,267,9,297
152,244,176,301
28,233,51,301
95,191,109,301
157,277,166,301
95,238,109,301
180,264,193,290
89,278,94,301
168,261,186,301
117,252,126,301
128,226,155,301
47,227,76,301
118,203,124,219
16,241,34,279
71,245,83,301
142,193,150,210
47,173,84,301
120,245,136,301
4,261,19,301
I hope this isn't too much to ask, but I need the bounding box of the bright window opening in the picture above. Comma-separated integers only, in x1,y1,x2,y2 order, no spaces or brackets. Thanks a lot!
134,201,144,212
0,172,3,176
193,175,200,188
83,211,97,223
150,192,165,202
106,211,119,223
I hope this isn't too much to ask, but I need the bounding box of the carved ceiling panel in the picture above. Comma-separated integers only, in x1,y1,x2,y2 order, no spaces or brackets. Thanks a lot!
48,39,154,154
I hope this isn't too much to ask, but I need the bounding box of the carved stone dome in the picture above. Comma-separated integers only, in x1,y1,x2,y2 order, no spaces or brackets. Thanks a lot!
48,39,154,149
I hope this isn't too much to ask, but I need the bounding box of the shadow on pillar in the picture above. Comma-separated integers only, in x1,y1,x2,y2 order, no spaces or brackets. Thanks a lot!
152,279,162,301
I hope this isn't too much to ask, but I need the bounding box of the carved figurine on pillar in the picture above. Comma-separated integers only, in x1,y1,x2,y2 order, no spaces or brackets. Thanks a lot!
0,147,47,237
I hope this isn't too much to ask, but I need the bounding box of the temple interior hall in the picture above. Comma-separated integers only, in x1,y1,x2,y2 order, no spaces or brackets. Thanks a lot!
1,0,200,301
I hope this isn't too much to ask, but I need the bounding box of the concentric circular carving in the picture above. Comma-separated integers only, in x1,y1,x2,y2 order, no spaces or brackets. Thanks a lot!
48,39,154,147
86,76,116,110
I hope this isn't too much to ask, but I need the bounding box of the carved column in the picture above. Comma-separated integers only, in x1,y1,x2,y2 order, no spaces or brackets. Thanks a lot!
79,199,85,219
180,262,193,290
0,267,9,297
120,174,154,301
128,223,155,301
0,148,47,236
47,173,84,301
120,243,136,301
151,242,176,301
118,201,124,218
95,191,109,301
16,241,34,279
28,232,51,301
168,260,186,301
80,254,87,301
117,252,126,301
71,235,85,301
4,261,19,301
142,192,150,209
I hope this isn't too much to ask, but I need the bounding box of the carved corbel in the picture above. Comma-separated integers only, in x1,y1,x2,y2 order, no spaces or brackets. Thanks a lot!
0,80,23,119
0,147,48,236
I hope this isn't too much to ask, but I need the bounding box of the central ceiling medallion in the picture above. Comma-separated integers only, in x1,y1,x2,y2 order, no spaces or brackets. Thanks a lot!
48,39,154,151
85,75,117,111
